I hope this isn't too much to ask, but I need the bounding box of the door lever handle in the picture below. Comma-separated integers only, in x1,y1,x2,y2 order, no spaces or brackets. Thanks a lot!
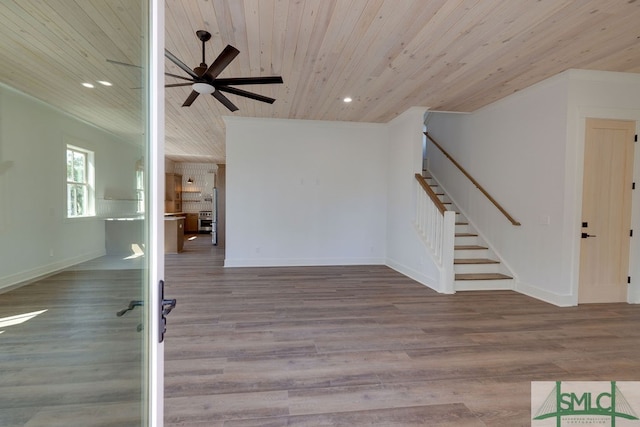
162,298,177,316
581,233,597,239
159,280,176,343
117,300,143,317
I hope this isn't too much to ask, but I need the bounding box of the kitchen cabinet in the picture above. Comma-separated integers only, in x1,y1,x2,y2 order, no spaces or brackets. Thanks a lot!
185,213,198,233
165,173,182,213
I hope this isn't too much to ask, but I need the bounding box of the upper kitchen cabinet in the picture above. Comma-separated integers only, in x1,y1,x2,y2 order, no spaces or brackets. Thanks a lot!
165,173,182,213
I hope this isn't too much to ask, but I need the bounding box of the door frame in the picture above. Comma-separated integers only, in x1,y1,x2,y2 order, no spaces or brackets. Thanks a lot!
148,0,165,424
578,118,635,303
570,107,640,305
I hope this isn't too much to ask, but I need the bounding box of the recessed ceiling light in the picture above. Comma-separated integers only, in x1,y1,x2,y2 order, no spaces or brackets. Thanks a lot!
343,97,352,103
82,83,94,88
97,80,112,86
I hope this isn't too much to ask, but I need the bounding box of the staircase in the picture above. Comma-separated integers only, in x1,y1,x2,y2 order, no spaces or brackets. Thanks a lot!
422,172,514,291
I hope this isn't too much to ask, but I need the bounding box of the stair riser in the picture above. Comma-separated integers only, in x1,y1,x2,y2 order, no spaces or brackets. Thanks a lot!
455,248,490,258
454,263,502,274
454,235,479,246
455,224,471,233
454,279,515,291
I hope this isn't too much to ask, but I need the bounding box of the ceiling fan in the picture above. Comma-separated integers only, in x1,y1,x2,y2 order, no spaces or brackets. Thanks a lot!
164,30,283,111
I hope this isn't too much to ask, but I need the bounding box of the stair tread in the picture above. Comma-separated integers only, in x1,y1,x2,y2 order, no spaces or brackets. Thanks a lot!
454,258,500,264
455,245,488,250
455,273,512,280
455,233,478,237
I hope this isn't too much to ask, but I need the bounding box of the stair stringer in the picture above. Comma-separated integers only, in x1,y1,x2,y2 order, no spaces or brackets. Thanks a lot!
425,170,519,291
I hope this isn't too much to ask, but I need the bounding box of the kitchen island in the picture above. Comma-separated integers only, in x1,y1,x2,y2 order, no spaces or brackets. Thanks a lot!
104,215,186,255
164,214,185,254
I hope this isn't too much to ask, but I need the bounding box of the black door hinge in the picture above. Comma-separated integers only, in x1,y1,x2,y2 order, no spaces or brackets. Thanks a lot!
635,134,638,142
628,276,631,284
631,230,634,237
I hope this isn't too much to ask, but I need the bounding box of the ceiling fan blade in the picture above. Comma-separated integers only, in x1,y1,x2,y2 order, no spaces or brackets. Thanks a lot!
213,76,283,86
212,90,238,112
107,59,141,69
205,45,240,80
165,49,199,79
165,72,194,82
182,91,200,107
217,86,276,104
166,83,194,88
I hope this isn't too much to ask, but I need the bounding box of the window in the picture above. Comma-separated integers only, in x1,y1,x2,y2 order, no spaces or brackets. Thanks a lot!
136,169,145,213
66,145,94,217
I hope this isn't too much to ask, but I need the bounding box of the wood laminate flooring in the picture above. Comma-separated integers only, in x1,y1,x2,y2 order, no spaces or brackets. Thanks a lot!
164,237,640,426
2,234,639,426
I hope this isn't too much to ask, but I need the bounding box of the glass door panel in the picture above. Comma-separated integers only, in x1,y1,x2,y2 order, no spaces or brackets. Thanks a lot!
0,1,155,425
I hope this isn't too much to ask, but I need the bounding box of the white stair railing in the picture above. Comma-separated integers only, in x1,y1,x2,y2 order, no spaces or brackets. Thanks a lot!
414,173,456,293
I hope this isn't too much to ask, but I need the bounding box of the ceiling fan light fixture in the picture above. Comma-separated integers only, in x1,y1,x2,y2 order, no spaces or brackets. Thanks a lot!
192,82,215,94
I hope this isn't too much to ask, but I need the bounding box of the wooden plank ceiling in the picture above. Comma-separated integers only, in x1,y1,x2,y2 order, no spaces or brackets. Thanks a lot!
1,0,640,163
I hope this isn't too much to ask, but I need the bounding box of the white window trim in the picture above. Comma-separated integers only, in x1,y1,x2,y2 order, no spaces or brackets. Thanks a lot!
66,143,95,218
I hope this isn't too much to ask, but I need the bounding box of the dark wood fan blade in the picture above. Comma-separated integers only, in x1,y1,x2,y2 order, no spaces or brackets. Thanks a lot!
217,86,276,104
213,76,283,86
182,91,200,107
165,72,194,82
212,90,238,112
205,45,240,80
166,83,194,88
165,49,199,79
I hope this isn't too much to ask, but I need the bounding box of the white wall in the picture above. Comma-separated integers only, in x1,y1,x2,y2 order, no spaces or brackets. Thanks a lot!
427,70,640,305
0,84,143,289
224,117,388,267
385,108,441,289
565,70,640,303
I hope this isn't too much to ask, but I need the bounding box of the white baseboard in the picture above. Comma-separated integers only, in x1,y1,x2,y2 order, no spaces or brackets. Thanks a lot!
385,258,442,293
516,280,576,307
224,257,386,268
0,250,106,292
455,278,515,291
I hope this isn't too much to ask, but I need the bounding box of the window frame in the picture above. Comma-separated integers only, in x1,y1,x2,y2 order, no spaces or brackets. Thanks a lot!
66,144,95,218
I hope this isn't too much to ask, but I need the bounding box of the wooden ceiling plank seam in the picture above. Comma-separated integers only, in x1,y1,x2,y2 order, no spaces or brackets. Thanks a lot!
0,2,141,132
367,0,485,90
439,1,608,89
294,0,404,120
358,1,512,121
273,0,306,119
439,2,640,110
440,0,574,84
241,0,260,117
270,0,290,77
311,0,372,120
98,0,144,60
298,0,367,121
285,0,331,119
312,0,435,121
317,0,457,121
308,0,387,119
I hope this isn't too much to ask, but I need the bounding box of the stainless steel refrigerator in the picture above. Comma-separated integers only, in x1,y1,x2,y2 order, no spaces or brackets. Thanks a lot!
211,187,218,245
